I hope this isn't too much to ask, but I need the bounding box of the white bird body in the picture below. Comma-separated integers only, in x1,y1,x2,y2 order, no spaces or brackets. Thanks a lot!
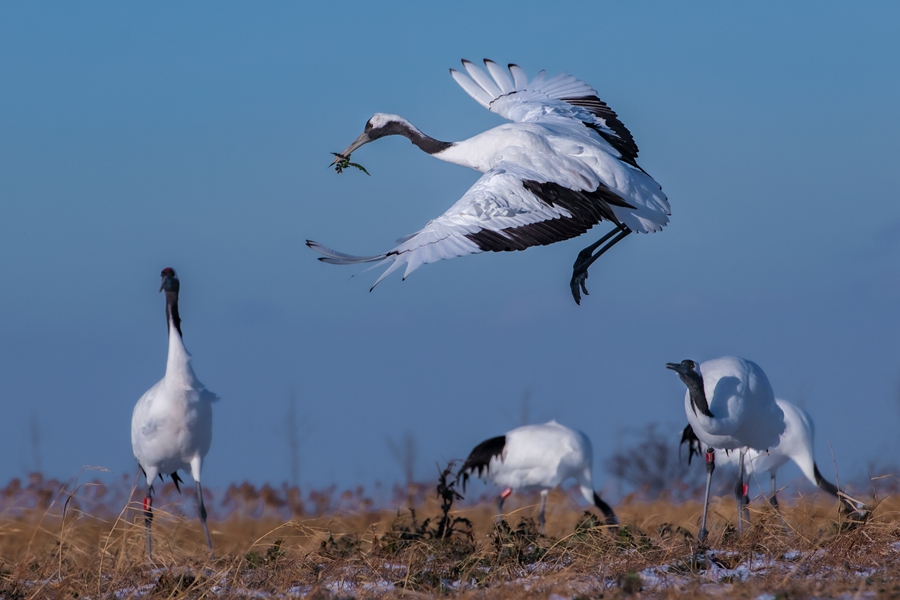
481,421,594,493
131,267,216,559
309,59,670,303
459,420,617,532
681,356,785,452
685,397,861,515
131,319,214,483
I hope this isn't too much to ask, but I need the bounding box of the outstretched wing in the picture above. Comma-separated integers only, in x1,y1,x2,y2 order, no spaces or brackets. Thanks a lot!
450,59,640,167
307,162,635,289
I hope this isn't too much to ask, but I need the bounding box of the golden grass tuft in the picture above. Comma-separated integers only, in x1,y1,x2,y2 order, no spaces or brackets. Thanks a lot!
1,476,899,599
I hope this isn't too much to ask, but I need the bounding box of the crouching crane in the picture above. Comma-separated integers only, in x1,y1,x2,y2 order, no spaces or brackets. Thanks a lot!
458,420,618,534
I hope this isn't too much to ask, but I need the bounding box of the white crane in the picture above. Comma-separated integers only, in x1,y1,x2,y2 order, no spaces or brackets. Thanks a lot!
307,59,670,304
681,398,861,515
131,268,217,559
666,357,785,542
458,420,618,534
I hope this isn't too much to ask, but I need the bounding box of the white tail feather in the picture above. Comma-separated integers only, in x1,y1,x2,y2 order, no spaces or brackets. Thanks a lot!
306,240,386,265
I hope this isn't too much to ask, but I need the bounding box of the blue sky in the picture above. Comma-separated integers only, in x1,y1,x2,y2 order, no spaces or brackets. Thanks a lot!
0,2,897,499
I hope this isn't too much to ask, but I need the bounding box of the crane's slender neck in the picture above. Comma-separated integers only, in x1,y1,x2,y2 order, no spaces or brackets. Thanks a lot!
163,283,195,382
683,372,714,418
392,121,453,155
165,287,182,338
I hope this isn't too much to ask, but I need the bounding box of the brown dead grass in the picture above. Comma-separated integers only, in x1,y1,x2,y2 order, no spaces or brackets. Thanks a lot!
1,480,899,599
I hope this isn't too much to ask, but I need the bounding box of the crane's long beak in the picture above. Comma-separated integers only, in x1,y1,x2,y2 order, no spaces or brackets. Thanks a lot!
330,132,372,166
665,362,688,375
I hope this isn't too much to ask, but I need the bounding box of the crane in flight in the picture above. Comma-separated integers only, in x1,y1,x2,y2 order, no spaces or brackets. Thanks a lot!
308,59,670,304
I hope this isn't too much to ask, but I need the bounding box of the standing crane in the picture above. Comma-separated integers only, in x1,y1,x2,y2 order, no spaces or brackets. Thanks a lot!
666,357,785,542
131,268,217,559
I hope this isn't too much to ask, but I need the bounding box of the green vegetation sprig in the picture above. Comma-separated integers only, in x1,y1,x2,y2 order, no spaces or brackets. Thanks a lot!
331,152,370,175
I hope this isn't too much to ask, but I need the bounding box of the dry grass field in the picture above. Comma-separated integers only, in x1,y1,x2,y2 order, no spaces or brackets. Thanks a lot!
1,469,899,599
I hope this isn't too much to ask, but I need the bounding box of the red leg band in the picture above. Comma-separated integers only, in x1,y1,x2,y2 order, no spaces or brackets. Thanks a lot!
500,487,513,499
705,449,715,463
143,497,152,511
742,484,748,497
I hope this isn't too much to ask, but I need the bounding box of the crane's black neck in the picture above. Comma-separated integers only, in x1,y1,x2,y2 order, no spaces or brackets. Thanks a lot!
164,282,182,338
682,371,713,418
383,120,453,155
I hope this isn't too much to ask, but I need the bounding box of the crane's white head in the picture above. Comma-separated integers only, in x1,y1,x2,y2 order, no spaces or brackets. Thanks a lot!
159,267,179,294
331,114,419,164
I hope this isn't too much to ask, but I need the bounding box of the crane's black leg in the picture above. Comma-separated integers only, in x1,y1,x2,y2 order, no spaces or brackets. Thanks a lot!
197,481,213,554
736,449,748,533
570,225,632,305
699,448,716,542
143,485,154,561
769,473,779,509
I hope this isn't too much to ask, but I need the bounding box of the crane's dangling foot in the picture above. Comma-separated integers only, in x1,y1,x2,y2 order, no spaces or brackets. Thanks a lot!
570,225,631,305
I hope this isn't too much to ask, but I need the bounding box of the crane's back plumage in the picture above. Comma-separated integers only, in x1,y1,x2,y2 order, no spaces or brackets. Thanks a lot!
461,421,593,493
682,356,785,452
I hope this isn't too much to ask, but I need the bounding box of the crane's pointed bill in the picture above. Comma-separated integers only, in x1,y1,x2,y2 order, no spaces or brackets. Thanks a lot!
666,362,689,375
331,131,373,174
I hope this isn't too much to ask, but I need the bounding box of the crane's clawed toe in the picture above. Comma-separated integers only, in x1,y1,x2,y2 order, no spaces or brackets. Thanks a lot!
570,269,590,305
570,247,596,304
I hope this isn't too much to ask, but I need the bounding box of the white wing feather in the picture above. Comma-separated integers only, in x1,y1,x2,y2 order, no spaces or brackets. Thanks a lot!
452,60,607,127
484,59,514,94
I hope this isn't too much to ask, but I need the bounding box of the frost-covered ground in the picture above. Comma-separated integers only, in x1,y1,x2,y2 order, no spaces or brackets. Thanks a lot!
11,543,897,599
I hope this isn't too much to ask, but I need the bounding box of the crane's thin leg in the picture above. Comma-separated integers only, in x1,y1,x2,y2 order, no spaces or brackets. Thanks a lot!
570,225,631,305
537,490,549,536
736,449,748,533
699,448,716,542
196,481,213,553
769,473,779,509
143,485,154,561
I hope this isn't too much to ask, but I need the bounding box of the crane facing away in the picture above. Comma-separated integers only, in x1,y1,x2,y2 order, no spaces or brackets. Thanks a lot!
131,268,218,560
